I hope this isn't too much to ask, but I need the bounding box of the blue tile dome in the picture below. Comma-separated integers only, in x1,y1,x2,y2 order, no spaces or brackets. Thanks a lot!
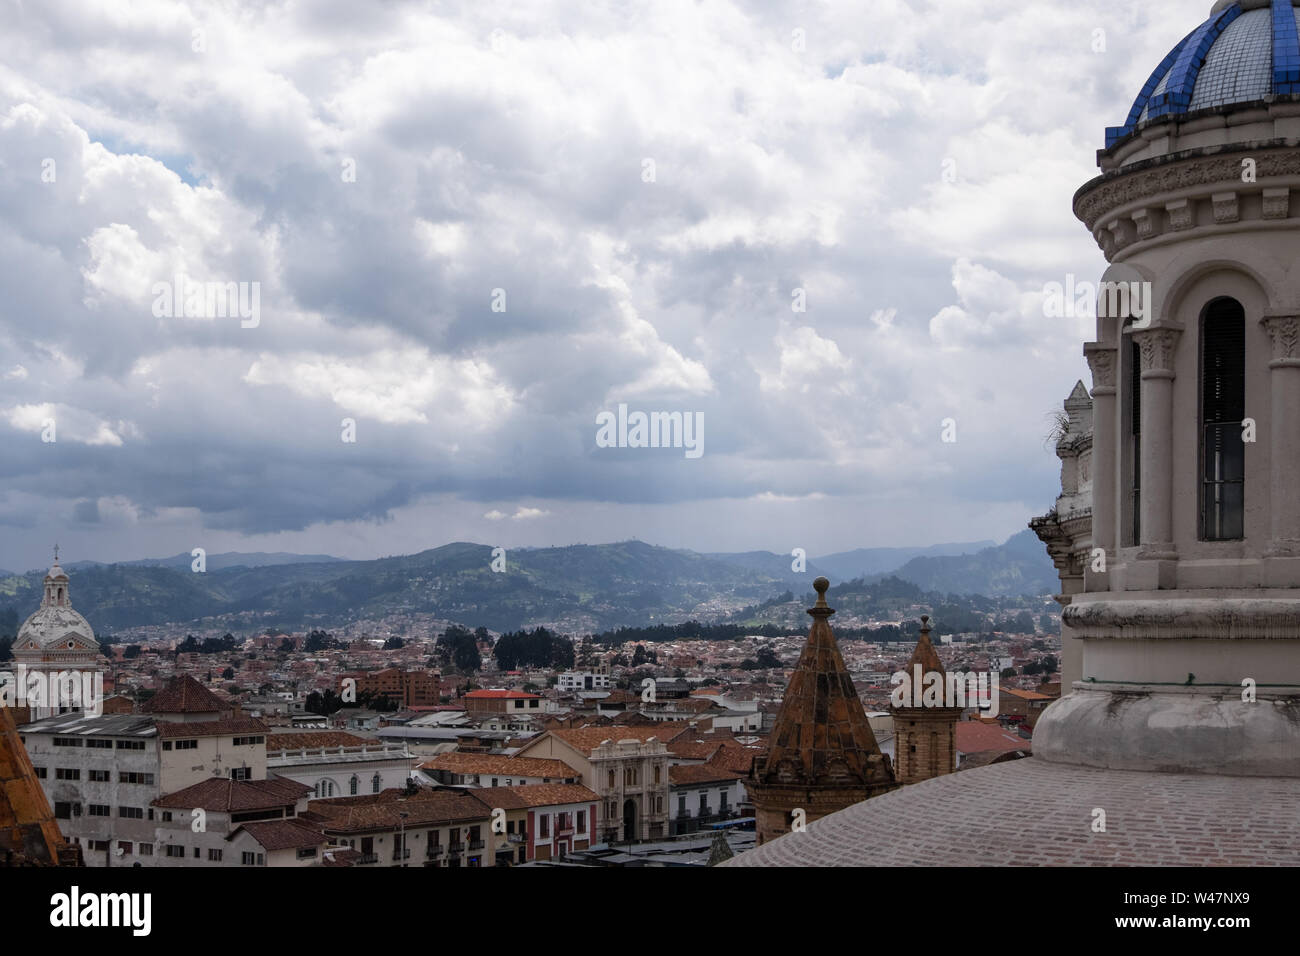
1106,0,1300,148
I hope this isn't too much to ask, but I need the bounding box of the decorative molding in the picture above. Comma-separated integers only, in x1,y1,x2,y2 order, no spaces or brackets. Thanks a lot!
1211,191,1239,223
1165,198,1194,230
1132,207,1157,239
1134,327,1182,374
1263,187,1291,220
1077,149,1300,229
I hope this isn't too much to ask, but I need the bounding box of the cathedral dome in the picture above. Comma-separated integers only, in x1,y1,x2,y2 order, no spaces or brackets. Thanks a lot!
14,561,96,654
1106,0,1300,150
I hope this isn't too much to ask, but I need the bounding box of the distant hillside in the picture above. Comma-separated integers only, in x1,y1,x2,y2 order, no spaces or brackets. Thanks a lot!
0,533,1057,634
0,541,789,634
67,551,346,573
813,541,995,580
704,550,835,585
886,530,1056,597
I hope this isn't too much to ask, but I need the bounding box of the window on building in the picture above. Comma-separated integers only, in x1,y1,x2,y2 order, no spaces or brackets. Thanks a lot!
55,768,80,781
173,739,198,751
54,802,74,819
119,772,155,785
88,804,110,817
33,766,46,779
193,847,200,859
86,739,113,749
678,794,687,815
89,769,109,782
231,767,251,782
209,848,223,862
1131,337,1143,544
166,845,185,858
539,815,549,838
242,852,256,865
607,769,615,788
53,737,83,747
116,740,146,750
720,790,729,810
653,765,660,784
698,791,708,814
576,810,585,830
350,775,359,795
139,844,153,857
1201,297,1246,541
372,773,381,794
162,741,172,751
119,806,144,819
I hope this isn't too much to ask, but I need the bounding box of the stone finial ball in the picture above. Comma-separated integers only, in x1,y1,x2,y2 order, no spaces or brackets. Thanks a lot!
813,576,830,594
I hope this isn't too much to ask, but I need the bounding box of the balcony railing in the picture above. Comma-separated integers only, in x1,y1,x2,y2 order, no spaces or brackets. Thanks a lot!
468,839,485,850
392,848,411,861
426,845,445,858
357,853,379,865
448,842,464,854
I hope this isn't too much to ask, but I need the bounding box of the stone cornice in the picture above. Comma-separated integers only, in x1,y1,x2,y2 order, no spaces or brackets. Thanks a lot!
1063,597,1300,640
1074,145,1300,261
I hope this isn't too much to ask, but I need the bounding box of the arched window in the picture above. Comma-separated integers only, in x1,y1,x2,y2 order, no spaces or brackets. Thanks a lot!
1128,336,1142,545
350,775,359,795
372,773,381,794
1200,298,1246,540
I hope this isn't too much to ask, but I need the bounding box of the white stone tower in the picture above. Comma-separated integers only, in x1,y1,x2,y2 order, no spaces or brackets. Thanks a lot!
1035,0,1300,776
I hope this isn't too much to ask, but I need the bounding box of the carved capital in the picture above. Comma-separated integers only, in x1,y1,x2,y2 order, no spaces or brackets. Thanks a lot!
1262,315,1300,363
1084,345,1117,390
1134,327,1182,374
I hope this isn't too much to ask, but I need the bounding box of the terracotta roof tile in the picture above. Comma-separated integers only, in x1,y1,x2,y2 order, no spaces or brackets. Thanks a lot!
153,775,310,812
419,753,579,779
232,819,325,851
140,675,227,715
155,717,268,739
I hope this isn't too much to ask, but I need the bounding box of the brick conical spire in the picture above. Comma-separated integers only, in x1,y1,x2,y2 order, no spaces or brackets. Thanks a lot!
906,615,945,676
0,707,81,865
747,577,896,844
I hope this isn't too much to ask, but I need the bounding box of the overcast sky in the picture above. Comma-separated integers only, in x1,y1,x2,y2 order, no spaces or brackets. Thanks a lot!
0,0,1210,572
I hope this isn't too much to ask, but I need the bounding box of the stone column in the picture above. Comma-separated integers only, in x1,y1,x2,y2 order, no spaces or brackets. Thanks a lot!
1084,343,1118,559
1263,315,1300,554
1133,327,1181,558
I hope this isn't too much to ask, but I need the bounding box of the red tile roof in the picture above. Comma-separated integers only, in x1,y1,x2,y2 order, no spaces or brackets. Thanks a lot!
231,819,325,851
669,764,743,785
155,717,268,739
153,776,310,812
419,753,578,779
465,690,539,699
141,675,227,715
266,731,369,752
305,788,492,832
500,783,598,808
955,722,1032,754
545,724,688,755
